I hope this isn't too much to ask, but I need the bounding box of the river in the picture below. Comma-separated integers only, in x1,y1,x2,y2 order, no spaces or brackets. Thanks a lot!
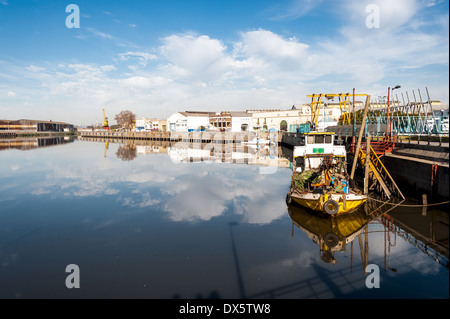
0,136,448,299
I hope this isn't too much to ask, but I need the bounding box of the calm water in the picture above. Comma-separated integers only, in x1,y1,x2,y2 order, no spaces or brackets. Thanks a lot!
0,136,448,299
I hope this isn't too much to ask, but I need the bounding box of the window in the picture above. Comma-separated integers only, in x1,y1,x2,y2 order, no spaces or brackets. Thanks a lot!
315,135,324,143
325,135,332,143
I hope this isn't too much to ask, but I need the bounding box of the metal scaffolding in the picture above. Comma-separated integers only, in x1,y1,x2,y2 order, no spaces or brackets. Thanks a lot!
367,87,449,135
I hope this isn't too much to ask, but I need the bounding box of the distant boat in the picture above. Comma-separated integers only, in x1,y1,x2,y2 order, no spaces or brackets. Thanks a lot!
286,131,366,216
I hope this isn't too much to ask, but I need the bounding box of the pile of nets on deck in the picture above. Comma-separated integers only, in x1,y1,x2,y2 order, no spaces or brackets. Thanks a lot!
291,170,322,192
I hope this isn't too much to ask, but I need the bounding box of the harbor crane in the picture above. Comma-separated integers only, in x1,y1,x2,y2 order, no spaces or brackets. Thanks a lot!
102,108,110,131
307,92,368,129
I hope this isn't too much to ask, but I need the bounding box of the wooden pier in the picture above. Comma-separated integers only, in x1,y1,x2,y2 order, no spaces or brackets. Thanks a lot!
79,131,282,144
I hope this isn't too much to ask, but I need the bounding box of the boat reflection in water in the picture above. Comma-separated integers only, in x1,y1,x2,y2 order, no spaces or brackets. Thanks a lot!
287,202,370,265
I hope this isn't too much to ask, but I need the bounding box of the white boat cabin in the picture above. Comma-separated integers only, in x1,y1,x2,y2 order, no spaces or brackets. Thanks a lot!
293,132,346,172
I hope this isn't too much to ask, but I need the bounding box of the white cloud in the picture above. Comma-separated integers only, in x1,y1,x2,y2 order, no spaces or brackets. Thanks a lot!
423,0,445,7
345,0,419,31
304,0,449,87
25,65,45,72
87,27,114,40
159,34,235,82
118,51,157,67
121,76,171,89
234,29,310,74
267,0,324,21
5,0,448,126
7,91,16,97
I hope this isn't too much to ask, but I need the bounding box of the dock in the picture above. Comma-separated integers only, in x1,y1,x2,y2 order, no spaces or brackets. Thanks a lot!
281,131,449,200
79,130,283,144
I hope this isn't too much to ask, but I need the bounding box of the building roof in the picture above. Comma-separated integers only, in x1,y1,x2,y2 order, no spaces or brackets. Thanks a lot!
229,111,252,117
179,111,215,117
246,109,281,112
0,119,73,125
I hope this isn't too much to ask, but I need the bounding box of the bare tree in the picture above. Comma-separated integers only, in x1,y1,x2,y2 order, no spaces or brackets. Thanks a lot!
114,110,136,131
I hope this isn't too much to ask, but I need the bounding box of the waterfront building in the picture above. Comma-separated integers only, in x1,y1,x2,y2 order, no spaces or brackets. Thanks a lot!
0,119,75,132
230,111,253,132
167,111,211,132
158,119,168,132
209,112,231,131
135,117,154,131
249,104,341,132
135,117,167,132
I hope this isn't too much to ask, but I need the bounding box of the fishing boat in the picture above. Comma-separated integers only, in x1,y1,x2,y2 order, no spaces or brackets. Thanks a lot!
286,131,367,215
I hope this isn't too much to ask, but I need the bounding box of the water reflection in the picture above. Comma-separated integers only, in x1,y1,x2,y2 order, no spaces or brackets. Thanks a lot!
288,197,449,272
0,137,448,299
288,204,369,265
0,136,75,151
116,143,137,161
80,136,290,171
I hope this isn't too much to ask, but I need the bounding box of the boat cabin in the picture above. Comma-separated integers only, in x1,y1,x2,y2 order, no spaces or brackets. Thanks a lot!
293,132,346,172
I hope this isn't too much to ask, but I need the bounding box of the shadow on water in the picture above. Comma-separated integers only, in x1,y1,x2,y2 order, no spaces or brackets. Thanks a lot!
0,229,39,252
229,221,245,299
166,183,448,299
171,221,243,300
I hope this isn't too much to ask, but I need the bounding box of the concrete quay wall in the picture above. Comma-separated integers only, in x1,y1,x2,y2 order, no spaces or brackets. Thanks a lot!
383,154,449,200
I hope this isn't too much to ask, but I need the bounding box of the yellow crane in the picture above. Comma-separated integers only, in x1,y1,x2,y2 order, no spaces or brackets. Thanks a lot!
102,108,110,131
307,92,368,129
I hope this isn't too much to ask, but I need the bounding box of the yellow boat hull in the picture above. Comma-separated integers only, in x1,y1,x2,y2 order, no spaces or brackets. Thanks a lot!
288,192,367,215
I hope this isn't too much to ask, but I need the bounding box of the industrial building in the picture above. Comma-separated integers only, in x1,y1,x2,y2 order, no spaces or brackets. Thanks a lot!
0,119,75,132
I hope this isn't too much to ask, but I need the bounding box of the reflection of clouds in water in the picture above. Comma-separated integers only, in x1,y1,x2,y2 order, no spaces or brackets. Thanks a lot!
30,187,51,196
280,251,316,268
123,192,161,208
365,225,442,276
162,164,291,224
407,252,441,275
162,172,232,222
3,141,292,225
25,153,174,201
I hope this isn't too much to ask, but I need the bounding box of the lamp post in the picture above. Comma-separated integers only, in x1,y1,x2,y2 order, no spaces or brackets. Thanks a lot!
386,85,401,136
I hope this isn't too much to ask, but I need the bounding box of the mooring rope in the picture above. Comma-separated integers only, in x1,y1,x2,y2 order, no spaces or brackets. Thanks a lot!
368,197,449,207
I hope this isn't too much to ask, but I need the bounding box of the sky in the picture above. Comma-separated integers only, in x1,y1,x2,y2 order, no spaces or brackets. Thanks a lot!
0,0,448,126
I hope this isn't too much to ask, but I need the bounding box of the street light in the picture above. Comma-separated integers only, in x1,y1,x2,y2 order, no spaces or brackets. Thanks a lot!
386,85,401,136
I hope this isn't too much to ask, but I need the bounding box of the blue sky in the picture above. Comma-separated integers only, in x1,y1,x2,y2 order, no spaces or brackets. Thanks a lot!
0,0,448,126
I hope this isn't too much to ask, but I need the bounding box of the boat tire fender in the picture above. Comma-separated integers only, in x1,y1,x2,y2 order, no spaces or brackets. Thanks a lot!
286,193,292,205
324,199,339,215
324,233,339,248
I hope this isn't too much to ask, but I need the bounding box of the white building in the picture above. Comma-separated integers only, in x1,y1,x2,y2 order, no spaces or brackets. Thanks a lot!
135,117,153,132
135,117,160,131
167,112,211,132
167,113,187,132
230,111,253,132
249,104,342,132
